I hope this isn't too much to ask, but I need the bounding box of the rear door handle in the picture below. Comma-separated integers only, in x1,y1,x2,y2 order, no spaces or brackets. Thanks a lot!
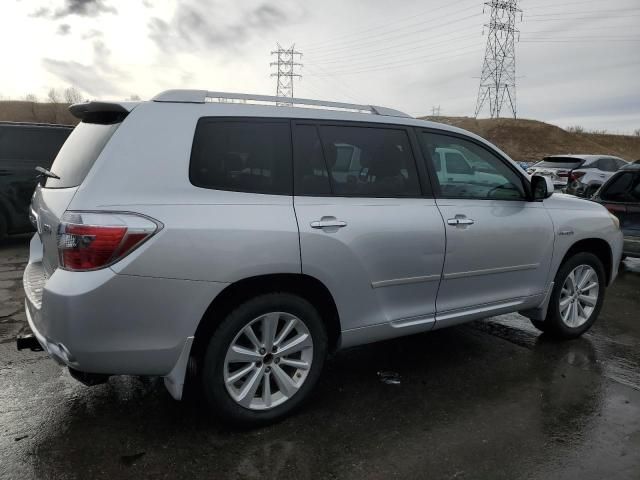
311,218,347,229
447,217,475,226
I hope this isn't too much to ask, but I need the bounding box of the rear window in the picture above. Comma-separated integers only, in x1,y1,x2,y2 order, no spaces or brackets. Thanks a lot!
601,172,640,202
45,122,119,188
0,125,71,165
535,157,585,169
189,119,292,195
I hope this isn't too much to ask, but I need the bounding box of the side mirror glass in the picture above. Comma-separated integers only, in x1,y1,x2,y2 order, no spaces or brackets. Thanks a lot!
531,175,554,201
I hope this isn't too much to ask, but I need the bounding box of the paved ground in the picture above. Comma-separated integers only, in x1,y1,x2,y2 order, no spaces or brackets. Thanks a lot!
1,235,639,480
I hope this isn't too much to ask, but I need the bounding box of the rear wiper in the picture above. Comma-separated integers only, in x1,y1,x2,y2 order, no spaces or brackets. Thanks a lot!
35,166,60,180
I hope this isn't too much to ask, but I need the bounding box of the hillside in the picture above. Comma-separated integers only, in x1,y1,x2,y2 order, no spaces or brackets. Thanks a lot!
0,101,78,125
420,116,640,162
1,102,639,162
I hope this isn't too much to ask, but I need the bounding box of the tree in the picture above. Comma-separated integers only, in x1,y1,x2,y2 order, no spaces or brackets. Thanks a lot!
24,93,38,102
128,94,141,101
47,88,61,103
64,87,84,104
634,128,640,137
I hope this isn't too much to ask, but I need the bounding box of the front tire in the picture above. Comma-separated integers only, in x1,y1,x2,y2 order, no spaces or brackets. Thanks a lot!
202,293,327,427
534,252,606,339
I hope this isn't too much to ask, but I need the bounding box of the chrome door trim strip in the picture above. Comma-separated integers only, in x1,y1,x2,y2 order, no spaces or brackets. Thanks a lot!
443,263,540,280
371,274,441,289
390,314,436,328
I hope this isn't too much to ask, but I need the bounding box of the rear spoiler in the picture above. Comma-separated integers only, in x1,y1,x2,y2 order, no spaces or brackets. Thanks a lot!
69,101,133,124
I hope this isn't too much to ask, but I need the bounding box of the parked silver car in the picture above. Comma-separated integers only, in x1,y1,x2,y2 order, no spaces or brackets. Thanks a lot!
529,154,627,197
22,90,623,426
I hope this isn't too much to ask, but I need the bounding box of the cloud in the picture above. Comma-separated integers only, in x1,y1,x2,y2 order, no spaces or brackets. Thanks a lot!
81,29,103,40
42,40,129,97
148,1,288,53
30,0,116,20
57,24,71,36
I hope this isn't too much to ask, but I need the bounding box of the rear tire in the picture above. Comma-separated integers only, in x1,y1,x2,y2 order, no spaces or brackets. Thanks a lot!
201,292,327,427
537,252,606,339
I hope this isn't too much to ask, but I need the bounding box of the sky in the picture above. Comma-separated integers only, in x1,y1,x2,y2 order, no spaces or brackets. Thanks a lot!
1,0,639,132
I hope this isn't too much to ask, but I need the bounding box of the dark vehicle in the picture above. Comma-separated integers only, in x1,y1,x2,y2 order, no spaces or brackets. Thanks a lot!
528,155,627,196
592,160,640,258
0,122,73,241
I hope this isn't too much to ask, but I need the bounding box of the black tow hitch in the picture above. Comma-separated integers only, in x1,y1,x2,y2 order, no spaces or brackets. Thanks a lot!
68,367,110,386
16,332,43,352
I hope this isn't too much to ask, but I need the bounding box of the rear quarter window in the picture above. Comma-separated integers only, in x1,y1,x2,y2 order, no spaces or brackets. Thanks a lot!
44,122,119,188
189,119,292,195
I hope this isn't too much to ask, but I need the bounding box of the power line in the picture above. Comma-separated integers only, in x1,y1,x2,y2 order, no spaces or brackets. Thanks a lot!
475,0,521,119
526,13,640,21
307,45,483,76
527,6,640,16
270,43,303,103
310,32,480,70
306,11,482,58
304,65,367,104
304,0,475,52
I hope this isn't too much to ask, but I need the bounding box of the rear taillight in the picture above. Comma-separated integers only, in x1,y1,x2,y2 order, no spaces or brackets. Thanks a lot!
557,170,569,178
57,212,161,271
568,171,586,183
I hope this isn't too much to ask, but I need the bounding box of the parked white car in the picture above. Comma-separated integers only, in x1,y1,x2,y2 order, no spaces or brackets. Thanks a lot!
529,155,627,197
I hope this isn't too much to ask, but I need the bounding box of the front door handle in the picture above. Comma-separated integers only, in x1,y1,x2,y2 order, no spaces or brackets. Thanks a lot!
447,216,475,226
310,217,347,229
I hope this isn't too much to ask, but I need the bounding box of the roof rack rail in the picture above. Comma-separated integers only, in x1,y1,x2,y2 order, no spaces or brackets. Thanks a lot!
151,89,412,119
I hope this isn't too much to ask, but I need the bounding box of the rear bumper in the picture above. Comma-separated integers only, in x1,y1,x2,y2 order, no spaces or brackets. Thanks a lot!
23,236,228,379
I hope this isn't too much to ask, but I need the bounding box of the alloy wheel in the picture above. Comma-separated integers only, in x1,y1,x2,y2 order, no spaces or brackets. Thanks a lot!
223,312,313,410
559,264,599,328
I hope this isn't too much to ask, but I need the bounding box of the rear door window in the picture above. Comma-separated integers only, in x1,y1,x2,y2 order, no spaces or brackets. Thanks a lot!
44,122,119,188
190,119,292,195
294,123,421,197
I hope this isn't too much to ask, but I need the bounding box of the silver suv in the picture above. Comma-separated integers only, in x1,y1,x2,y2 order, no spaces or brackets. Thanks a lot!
23,90,623,426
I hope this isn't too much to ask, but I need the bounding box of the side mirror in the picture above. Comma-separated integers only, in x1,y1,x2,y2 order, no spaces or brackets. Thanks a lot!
531,175,554,201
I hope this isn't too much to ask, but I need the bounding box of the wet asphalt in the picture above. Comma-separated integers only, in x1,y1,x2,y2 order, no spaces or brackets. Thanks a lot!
1,235,639,480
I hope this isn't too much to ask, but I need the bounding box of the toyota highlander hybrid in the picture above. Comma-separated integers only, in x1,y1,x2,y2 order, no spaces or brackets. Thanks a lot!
21,90,623,426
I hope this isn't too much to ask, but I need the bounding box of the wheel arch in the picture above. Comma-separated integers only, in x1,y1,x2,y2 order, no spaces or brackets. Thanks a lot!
560,237,613,285
191,273,342,364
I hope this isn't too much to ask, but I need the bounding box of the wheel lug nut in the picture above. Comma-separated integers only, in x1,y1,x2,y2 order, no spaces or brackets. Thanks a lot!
259,348,266,355
274,358,280,364
272,346,277,353
265,366,271,373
